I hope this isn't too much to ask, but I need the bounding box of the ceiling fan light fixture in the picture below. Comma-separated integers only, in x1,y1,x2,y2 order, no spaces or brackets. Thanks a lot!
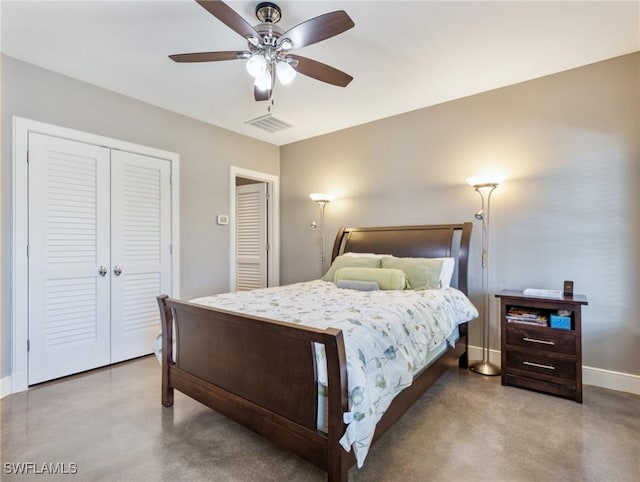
255,70,272,91
246,54,267,78
276,61,296,85
279,38,293,50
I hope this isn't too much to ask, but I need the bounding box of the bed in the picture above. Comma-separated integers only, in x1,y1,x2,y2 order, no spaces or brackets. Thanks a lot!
157,223,474,481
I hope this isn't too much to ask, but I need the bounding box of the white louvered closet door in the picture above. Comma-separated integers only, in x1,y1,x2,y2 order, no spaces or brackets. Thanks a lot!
236,183,268,291
110,151,171,363
28,133,111,385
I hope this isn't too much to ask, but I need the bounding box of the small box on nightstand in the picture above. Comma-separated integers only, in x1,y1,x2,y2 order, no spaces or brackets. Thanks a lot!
550,314,571,330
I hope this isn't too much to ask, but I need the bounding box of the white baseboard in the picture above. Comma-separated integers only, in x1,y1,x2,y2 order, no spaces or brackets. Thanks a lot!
467,345,639,396
467,345,501,366
0,376,11,399
583,366,640,395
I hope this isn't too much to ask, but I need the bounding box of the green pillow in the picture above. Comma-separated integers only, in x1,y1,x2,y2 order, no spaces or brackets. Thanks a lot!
322,255,381,282
336,279,380,291
381,256,443,290
334,267,407,290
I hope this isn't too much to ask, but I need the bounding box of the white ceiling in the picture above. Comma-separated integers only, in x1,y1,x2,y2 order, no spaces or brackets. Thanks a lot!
2,1,639,146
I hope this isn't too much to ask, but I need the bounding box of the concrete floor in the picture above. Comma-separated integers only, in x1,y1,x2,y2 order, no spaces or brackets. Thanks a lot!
1,356,638,481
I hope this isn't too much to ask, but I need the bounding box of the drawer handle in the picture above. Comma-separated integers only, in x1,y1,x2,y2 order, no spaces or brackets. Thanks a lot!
523,361,555,370
523,337,555,346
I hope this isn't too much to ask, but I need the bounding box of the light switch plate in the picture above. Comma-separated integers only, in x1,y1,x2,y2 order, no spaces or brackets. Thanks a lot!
216,214,229,225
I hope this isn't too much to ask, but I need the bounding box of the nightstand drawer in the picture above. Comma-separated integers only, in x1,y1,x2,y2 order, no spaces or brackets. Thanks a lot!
506,351,576,380
506,324,575,355
504,374,579,401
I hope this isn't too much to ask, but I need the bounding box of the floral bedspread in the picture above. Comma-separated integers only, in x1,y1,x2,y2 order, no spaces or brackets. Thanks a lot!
191,280,478,467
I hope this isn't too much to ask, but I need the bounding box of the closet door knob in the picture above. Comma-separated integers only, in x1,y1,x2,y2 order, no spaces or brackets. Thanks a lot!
113,266,122,276
98,266,108,277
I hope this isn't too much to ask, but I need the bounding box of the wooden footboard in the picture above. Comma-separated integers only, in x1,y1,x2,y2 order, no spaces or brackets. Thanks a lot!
157,295,351,480
158,295,468,481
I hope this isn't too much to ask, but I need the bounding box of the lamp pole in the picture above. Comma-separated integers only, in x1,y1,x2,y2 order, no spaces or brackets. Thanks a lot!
309,193,335,274
317,200,328,270
467,179,501,376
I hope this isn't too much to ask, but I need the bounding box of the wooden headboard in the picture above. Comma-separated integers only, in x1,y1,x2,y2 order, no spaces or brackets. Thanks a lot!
330,223,472,294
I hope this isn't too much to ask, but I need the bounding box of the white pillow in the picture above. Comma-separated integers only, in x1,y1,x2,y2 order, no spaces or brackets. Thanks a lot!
433,257,455,288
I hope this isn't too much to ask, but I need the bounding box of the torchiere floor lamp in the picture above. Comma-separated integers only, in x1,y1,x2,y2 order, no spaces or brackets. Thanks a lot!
309,193,335,273
466,175,503,376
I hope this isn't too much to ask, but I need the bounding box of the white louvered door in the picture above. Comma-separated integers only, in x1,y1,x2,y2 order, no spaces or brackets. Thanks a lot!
28,134,172,384
28,133,111,384
110,151,171,363
236,183,268,291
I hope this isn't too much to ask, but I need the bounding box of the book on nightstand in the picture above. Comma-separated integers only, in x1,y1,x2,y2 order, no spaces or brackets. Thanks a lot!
506,307,548,326
523,288,563,298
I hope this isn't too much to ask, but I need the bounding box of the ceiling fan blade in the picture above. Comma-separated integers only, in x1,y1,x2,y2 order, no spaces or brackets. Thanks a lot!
169,51,250,63
288,55,353,87
278,11,354,50
196,0,261,41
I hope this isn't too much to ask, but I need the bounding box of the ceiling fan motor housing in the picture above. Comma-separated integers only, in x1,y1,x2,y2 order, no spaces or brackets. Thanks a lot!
254,24,282,49
256,2,282,24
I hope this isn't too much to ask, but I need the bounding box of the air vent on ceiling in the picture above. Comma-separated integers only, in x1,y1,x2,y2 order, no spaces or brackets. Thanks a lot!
245,114,293,133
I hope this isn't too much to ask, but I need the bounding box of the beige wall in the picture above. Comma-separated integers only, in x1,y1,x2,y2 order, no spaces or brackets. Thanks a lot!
0,55,279,379
280,53,640,376
2,52,638,383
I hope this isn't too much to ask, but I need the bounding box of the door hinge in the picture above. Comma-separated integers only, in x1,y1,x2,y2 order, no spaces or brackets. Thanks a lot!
27,244,30,257
265,243,270,252
170,174,173,185
26,150,30,163
27,339,30,352
169,243,173,255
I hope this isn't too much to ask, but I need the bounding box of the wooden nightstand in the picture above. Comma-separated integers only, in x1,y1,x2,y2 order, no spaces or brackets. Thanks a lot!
496,290,588,403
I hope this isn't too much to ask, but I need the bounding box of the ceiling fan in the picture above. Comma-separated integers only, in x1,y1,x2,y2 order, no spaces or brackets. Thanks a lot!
170,0,355,101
